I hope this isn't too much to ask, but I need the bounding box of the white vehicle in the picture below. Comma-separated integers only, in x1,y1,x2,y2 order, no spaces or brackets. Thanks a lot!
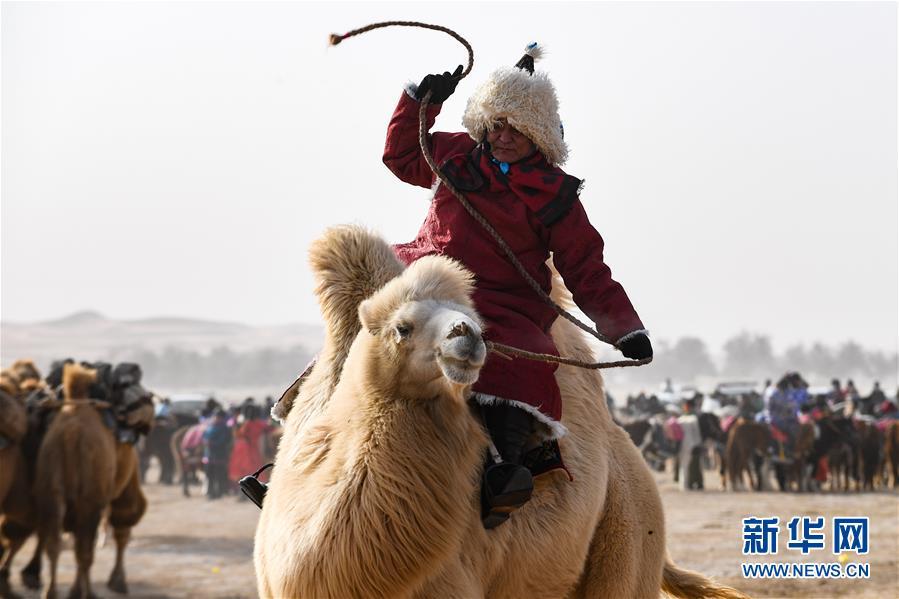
712,381,760,398
167,393,213,418
710,381,762,413
657,384,700,404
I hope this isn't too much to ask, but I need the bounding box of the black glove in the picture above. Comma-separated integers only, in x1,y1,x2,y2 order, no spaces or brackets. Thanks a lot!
415,65,463,104
618,332,653,360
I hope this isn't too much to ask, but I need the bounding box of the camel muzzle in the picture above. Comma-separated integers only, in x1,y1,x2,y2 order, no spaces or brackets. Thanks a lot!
437,318,485,385
447,320,472,339
441,320,486,366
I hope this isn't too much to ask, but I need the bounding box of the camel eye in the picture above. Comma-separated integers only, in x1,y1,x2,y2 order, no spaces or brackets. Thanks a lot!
393,323,413,342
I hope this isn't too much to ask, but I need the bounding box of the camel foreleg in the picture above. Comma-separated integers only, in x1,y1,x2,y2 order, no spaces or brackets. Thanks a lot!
181,470,190,498
106,469,146,594
70,512,102,599
726,453,743,492
718,445,727,491
107,527,130,595
37,500,63,599
158,444,175,485
20,537,42,591
1,518,34,598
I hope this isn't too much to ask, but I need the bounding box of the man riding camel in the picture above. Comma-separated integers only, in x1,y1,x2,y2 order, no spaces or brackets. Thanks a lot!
383,44,651,527
768,372,808,459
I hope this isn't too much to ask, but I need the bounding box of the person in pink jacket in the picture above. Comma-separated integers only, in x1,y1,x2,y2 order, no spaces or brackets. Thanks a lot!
229,404,272,492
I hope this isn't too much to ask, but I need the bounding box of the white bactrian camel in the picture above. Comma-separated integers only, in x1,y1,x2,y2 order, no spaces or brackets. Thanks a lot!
254,225,746,598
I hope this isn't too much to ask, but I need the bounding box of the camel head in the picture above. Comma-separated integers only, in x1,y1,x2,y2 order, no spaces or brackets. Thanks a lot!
111,363,156,432
357,255,486,399
117,386,156,433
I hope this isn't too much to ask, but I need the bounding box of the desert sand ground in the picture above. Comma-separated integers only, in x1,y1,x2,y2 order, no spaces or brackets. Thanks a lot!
4,465,896,598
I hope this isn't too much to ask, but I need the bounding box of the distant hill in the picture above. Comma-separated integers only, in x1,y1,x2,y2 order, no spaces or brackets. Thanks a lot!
4,312,894,403
0,311,324,375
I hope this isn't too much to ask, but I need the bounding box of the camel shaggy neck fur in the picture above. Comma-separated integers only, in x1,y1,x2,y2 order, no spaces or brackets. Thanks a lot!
255,225,747,599
258,246,489,598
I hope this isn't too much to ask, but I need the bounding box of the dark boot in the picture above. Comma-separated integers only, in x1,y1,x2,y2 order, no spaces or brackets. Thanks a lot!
480,402,535,529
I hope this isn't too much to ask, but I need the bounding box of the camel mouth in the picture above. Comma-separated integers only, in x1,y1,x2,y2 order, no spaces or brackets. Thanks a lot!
437,354,482,386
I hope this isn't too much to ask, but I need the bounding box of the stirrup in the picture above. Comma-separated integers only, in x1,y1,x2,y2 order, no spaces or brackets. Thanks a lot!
481,462,533,529
239,463,274,509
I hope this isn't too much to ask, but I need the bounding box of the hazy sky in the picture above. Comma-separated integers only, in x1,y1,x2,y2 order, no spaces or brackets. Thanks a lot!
2,2,897,354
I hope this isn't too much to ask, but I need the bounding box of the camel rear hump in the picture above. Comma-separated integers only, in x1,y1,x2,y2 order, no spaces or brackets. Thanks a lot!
63,363,97,400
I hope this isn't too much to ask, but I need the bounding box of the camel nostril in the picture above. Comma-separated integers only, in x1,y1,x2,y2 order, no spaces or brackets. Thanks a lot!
447,321,470,339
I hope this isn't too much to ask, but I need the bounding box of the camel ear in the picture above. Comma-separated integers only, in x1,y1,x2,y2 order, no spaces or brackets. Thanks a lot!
358,297,383,336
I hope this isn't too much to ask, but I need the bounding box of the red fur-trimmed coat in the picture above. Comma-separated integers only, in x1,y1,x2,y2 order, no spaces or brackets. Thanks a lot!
383,92,644,429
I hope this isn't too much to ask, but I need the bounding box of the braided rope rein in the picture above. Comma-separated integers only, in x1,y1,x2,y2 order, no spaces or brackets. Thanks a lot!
330,22,650,371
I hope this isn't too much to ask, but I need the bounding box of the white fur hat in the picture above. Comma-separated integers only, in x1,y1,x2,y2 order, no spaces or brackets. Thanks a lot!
462,43,568,166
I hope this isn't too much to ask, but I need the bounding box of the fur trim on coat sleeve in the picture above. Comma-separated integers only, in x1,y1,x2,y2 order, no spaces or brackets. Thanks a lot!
473,392,569,441
615,329,650,346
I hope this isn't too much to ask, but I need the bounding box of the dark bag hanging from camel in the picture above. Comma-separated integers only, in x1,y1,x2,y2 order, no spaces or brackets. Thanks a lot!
112,362,143,387
239,463,274,508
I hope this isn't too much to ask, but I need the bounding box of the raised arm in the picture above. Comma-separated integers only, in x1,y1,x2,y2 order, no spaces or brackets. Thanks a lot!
383,68,476,189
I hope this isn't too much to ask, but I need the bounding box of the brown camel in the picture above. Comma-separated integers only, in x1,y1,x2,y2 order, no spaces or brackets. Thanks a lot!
725,419,772,492
0,360,43,398
1,449,42,599
0,361,38,596
34,363,153,599
782,421,816,492
855,419,882,491
254,225,746,599
0,391,29,594
0,390,28,511
1,387,50,596
884,421,899,489
827,442,854,492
